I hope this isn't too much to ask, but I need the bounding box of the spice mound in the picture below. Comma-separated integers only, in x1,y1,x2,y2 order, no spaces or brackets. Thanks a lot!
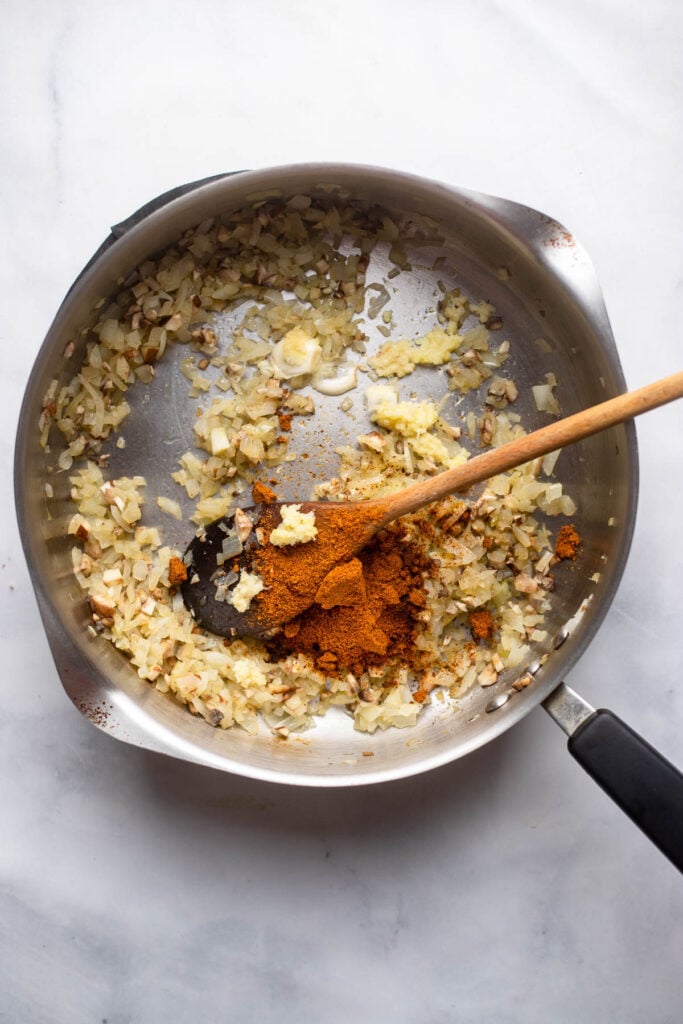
274,523,433,678
468,609,495,642
250,501,387,627
554,524,581,560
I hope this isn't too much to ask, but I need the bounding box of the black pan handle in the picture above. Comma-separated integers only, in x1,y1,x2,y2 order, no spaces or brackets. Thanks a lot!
543,683,683,872
109,171,247,239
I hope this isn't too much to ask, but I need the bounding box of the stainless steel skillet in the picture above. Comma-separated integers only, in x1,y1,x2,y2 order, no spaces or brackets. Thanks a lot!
14,164,683,868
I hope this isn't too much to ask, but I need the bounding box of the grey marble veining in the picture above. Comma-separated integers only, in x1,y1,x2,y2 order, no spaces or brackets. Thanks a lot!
2,1,682,1021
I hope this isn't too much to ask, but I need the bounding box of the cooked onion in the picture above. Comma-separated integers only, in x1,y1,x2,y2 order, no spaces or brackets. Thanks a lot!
312,364,358,395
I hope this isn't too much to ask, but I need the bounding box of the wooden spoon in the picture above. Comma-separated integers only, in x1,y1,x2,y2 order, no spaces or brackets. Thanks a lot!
181,371,683,638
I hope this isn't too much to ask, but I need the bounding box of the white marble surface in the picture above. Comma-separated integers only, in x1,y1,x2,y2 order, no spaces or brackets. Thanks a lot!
2,1,682,1021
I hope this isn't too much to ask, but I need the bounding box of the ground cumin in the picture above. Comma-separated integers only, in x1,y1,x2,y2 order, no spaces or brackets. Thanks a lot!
252,480,278,504
273,524,433,677
555,524,581,560
252,501,387,629
314,558,366,609
168,556,188,585
249,498,433,676
468,609,495,642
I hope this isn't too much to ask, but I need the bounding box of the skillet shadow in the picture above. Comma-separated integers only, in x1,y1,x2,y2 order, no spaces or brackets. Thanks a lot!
132,709,543,844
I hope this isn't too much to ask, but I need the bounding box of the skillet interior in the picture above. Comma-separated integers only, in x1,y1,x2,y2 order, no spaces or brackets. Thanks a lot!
15,165,637,784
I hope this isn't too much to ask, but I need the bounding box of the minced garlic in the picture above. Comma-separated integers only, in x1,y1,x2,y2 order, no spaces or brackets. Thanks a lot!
371,399,439,437
369,338,416,378
269,504,318,547
231,657,268,689
409,433,461,467
272,327,322,379
368,327,462,378
229,570,264,612
413,327,462,365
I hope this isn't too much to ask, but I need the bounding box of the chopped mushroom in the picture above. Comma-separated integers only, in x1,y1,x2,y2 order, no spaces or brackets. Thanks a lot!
90,594,116,618
233,508,253,543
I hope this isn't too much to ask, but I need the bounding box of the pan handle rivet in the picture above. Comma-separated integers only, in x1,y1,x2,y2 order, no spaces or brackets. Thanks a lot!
485,692,510,713
553,629,569,650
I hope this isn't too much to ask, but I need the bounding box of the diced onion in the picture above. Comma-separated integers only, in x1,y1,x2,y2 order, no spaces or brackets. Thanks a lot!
541,449,561,476
366,283,391,319
156,496,182,520
312,364,357,395
216,532,243,565
271,327,322,378
364,384,397,411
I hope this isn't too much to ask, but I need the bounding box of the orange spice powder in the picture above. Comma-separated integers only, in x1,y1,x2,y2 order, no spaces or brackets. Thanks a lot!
168,556,188,585
555,524,581,561
252,502,386,628
252,480,278,504
258,517,433,678
468,609,495,642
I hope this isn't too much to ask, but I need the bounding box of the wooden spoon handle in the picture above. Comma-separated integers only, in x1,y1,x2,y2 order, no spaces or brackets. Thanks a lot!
379,371,683,523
